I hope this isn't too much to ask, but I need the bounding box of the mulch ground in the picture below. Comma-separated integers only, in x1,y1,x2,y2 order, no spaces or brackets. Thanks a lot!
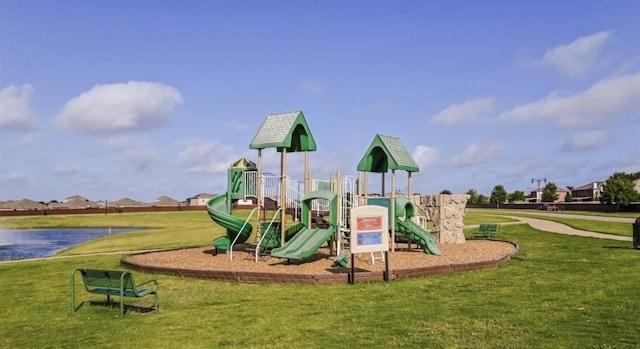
122,239,519,284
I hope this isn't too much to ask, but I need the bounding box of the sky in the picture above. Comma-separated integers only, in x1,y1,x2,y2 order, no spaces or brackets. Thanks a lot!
1,1,639,202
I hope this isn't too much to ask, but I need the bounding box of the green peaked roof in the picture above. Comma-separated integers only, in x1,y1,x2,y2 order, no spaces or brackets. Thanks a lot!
230,157,257,170
249,110,317,152
356,134,419,173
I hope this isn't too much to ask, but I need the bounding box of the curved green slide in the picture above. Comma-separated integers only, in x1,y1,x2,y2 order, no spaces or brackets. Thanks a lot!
396,218,441,256
206,193,252,251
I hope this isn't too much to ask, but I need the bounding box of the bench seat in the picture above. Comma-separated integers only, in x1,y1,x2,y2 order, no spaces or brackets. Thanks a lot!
471,224,500,239
71,268,158,317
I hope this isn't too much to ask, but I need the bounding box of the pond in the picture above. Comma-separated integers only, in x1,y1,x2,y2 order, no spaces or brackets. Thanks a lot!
0,228,136,261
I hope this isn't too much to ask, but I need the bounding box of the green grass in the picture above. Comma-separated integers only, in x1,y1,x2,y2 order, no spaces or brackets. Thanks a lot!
471,208,640,219
461,210,519,225
1,211,639,348
475,210,634,237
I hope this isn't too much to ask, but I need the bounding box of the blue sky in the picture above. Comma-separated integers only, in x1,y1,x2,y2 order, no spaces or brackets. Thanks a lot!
1,1,639,202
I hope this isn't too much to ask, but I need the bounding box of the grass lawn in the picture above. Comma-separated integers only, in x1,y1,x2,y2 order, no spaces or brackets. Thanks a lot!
1,211,639,348
470,209,635,237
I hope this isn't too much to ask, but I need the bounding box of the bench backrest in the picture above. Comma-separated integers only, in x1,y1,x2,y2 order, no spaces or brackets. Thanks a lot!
474,224,499,237
79,269,135,292
477,224,495,232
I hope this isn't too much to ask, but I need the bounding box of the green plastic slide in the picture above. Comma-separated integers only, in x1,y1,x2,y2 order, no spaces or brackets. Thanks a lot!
206,193,252,251
396,218,441,256
270,227,335,261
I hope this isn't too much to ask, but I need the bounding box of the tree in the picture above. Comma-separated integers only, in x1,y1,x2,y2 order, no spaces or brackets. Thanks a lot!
509,190,526,202
565,186,574,202
564,191,573,202
477,194,488,204
440,189,452,195
599,172,640,208
490,185,508,207
541,182,558,202
466,189,483,204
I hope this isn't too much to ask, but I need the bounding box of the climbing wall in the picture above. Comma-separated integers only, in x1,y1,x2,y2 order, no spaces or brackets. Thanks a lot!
422,194,469,244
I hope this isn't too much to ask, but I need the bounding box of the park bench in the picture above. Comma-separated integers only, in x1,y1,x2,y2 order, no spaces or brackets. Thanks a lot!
471,224,500,239
71,268,158,317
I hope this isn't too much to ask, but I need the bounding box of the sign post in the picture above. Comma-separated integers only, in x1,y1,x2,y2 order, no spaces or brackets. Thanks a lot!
349,205,389,283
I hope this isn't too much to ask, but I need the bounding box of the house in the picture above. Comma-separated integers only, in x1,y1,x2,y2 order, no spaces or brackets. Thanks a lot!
152,196,181,206
51,195,99,209
112,198,148,207
0,199,45,210
189,193,215,206
526,187,570,203
571,181,605,202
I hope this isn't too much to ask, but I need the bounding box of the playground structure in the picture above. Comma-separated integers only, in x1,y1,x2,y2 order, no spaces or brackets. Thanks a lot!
206,110,453,264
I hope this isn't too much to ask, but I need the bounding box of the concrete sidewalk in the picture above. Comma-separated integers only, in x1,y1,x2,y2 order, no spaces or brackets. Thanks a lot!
501,216,632,242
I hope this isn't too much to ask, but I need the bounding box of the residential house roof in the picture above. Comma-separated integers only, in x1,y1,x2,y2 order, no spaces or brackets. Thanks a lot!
153,196,181,206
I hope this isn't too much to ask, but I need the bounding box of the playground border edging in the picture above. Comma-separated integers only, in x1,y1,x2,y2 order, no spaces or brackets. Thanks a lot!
120,240,519,284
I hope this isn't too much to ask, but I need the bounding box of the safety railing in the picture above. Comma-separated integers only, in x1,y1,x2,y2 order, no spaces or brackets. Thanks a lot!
254,208,283,262
229,207,259,261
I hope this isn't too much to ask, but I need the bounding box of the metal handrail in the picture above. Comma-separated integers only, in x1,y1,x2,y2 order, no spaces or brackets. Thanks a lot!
254,207,283,262
229,207,259,261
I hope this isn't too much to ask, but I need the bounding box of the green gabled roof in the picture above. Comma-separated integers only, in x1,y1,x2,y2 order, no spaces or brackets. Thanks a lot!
249,110,317,152
356,134,419,173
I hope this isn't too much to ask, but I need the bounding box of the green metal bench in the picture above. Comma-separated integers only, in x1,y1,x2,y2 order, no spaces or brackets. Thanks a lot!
471,224,500,239
71,268,158,317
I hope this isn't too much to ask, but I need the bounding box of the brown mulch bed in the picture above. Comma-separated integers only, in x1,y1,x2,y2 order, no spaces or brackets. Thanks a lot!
122,240,518,284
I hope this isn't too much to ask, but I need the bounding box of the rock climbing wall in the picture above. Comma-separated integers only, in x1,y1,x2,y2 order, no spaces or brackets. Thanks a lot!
422,194,469,244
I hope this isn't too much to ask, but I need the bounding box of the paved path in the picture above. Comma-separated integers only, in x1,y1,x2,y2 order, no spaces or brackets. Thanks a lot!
500,215,632,242
513,212,637,223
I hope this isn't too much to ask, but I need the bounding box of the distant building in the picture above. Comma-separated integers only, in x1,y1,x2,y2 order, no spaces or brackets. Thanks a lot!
152,196,181,206
0,199,45,210
112,198,148,207
189,193,215,206
51,195,99,209
527,187,569,203
571,181,605,202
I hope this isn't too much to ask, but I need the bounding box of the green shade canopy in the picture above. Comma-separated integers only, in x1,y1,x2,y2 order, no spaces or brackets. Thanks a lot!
249,110,317,152
356,134,420,173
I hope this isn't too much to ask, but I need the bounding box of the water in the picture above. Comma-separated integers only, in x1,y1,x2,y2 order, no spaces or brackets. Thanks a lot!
0,228,134,261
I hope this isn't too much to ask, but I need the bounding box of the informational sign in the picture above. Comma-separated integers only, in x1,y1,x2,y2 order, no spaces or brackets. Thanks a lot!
350,206,389,253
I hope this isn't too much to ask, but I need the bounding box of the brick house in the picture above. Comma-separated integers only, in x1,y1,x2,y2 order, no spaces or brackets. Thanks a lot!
571,181,605,202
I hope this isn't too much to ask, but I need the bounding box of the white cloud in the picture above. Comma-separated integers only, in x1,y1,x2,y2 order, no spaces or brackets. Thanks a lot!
540,31,612,79
0,84,39,132
118,147,162,174
56,81,182,134
412,145,439,169
429,97,496,126
499,73,640,127
562,130,611,151
177,138,237,174
448,141,504,167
